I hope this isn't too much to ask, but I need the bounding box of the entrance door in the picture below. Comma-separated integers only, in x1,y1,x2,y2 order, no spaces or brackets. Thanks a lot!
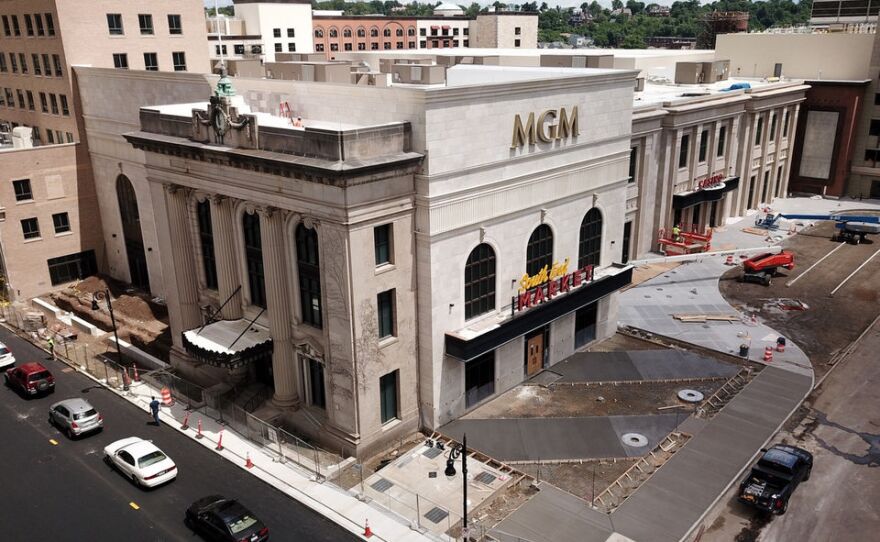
254,351,274,387
871,181,880,199
575,303,598,349
465,351,495,408
125,239,150,291
307,358,326,409
622,222,632,264
525,332,544,376
709,200,719,228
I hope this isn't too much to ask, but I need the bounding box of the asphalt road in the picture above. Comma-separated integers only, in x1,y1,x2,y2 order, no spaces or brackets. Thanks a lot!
699,319,880,542
0,326,359,542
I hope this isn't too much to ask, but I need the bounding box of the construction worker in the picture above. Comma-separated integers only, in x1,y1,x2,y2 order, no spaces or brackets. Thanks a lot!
47,336,55,360
672,224,681,243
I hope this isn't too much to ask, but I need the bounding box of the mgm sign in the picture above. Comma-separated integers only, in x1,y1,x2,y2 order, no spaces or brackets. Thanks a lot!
511,106,579,149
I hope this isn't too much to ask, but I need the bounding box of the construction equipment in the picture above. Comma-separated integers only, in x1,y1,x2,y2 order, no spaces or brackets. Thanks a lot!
740,251,795,286
755,213,880,244
657,226,713,255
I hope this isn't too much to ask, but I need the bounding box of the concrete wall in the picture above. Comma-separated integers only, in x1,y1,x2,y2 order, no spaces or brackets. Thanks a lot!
715,33,873,80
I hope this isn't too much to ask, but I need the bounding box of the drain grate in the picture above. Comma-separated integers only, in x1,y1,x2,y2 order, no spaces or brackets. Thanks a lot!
370,478,394,492
424,507,449,524
474,471,497,485
422,447,443,459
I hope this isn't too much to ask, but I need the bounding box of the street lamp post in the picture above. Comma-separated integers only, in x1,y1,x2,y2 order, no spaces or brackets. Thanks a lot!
445,434,469,541
92,289,125,386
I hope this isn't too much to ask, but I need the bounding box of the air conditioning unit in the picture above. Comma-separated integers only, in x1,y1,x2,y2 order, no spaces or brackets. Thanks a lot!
251,45,263,54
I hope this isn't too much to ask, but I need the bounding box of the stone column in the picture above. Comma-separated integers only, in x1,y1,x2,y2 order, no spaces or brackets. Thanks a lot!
164,184,202,331
259,207,299,407
210,195,243,320
781,104,800,197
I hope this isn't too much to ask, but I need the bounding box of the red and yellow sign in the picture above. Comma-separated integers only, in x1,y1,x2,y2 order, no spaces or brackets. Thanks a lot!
696,173,724,190
515,258,595,313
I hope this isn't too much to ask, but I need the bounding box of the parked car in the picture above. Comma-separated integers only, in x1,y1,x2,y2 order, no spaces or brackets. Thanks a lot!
738,444,813,514
0,342,15,370
4,362,55,396
186,495,269,541
49,398,104,438
103,437,177,488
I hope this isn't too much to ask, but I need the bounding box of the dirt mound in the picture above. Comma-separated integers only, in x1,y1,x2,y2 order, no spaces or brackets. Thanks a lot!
71,275,110,295
113,295,159,323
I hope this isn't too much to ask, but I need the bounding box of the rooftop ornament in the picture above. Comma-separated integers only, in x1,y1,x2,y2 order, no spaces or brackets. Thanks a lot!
215,66,236,98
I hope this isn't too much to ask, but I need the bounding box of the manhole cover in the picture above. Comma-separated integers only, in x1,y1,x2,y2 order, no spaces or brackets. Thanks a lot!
474,471,496,485
370,478,394,493
422,447,442,459
424,506,449,524
621,433,648,447
678,389,704,403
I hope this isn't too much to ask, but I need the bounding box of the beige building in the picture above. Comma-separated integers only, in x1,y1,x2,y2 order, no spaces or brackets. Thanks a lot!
469,12,538,49
0,0,209,301
850,29,880,198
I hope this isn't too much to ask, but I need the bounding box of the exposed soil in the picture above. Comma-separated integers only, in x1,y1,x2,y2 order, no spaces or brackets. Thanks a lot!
587,331,665,352
464,380,725,419
514,459,636,503
334,432,426,491
472,481,539,530
719,219,880,380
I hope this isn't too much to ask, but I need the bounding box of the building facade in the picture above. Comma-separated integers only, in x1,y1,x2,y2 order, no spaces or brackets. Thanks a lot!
231,0,314,62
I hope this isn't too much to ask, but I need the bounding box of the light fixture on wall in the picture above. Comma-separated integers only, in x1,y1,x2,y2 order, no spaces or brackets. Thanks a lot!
540,208,547,223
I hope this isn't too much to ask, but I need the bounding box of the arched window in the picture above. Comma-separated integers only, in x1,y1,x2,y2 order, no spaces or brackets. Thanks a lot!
464,244,496,320
196,200,217,290
329,28,338,38
578,208,603,268
242,212,266,308
343,28,351,38
296,224,322,328
116,175,150,290
357,27,365,38
383,28,391,37
314,29,324,38
526,225,553,276
396,28,403,37
370,27,379,37
407,27,415,36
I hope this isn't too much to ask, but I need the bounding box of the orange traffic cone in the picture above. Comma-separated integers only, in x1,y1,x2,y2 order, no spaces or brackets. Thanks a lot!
763,346,773,363
161,387,173,406
132,363,140,382
245,452,254,469
215,429,224,451
725,255,734,265
363,519,372,538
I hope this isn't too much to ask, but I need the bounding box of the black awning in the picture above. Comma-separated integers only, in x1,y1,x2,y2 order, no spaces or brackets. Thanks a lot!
445,266,633,362
181,330,273,369
673,176,739,209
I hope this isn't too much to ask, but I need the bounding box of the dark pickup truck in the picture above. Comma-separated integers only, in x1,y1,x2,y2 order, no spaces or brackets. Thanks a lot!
738,444,813,514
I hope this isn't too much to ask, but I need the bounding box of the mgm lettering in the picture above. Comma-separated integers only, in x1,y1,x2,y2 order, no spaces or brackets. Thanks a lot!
511,106,579,149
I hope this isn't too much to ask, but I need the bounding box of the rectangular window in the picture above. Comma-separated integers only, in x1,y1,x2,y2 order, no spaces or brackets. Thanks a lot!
12,15,20,36
19,53,27,74
26,90,34,111
514,39,521,47
53,54,62,77
420,40,426,48
16,89,24,109
370,43,377,50
47,130,54,144
138,14,153,35
38,91,46,112
196,200,218,290
24,14,33,36
273,28,281,38
717,126,726,157
465,351,495,408
769,113,777,141
420,28,426,36
144,52,158,71
172,52,186,71
49,94,58,114
13,179,33,201
308,358,326,409
21,217,40,240
679,134,690,168
167,14,182,34
45,13,55,36
628,146,637,182
867,149,878,162
55,130,63,143
42,54,50,76
60,94,68,115
379,370,399,424
453,28,459,36
66,132,73,143
871,119,880,137
35,14,44,36
515,26,522,35
234,44,245,55
698,129,708,162
107,13,123,35
876,93,880,106
287,28,295,38
783,111,790,138
373,224,393,267
0,53,6,72
331,43,339,51
288,42,296,52
377,289,396,339
5,88,14,107
52,212,70,233
274,43,282,53
755,117,763,146
358,43,365,50
32,54,41,75
47,250,97,286
344,43,352,51
113,53,128,69
2,16,9,36
10,53,17,73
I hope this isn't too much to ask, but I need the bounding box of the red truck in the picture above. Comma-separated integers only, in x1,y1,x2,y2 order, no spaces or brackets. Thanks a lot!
4,362,55,396
740,251,795,286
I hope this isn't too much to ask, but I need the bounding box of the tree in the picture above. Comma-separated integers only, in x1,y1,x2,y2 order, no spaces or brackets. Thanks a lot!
465,2,482,17
611,0,624,10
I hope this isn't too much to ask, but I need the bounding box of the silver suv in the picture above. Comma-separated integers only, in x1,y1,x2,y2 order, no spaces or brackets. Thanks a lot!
49,398,103,438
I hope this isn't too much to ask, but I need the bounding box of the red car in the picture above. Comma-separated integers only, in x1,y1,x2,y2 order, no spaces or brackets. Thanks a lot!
4,362,55,396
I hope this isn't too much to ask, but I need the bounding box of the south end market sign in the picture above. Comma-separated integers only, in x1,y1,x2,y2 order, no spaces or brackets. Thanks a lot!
511,106,579,148
515,258,595,313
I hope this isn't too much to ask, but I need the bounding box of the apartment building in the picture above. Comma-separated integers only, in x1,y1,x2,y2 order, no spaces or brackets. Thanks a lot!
0,0,208,301
207,0,314,64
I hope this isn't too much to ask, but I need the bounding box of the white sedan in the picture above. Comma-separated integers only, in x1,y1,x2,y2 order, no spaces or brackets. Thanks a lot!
0,342,16,370
103,437,177,488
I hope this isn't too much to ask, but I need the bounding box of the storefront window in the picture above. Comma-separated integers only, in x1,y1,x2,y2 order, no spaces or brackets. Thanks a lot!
464,243,496,320
465,351,494,407
526,225,553,276
578,209,602,268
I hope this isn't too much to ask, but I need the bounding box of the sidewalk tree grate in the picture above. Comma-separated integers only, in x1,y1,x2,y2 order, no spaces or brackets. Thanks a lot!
370,477,394,493
424,506,449,524
475,471,497,484
422,447,443,459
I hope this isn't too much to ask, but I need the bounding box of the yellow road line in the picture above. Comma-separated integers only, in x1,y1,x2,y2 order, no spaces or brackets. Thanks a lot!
129,502,140,510
49,439,58,446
